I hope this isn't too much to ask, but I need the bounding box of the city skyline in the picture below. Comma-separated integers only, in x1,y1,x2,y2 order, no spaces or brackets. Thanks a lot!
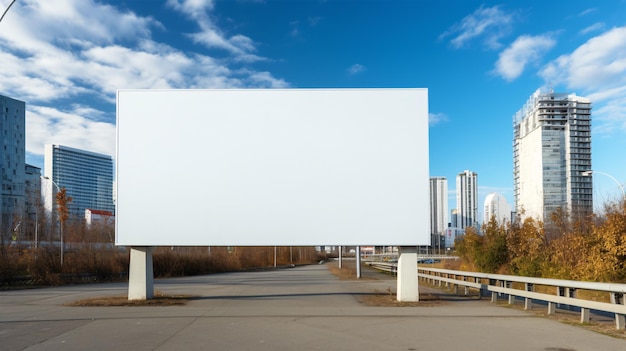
1,1,625,217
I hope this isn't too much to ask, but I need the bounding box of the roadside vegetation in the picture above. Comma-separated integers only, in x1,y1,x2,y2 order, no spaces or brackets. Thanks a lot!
0,218,319,288
454,200,626,282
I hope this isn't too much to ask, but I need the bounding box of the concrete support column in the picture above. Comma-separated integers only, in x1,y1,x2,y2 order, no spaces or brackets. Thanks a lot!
128,246,154,300
397,246,418,302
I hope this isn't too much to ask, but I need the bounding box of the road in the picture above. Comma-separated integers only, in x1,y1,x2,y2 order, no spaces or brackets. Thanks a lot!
1,263,625,350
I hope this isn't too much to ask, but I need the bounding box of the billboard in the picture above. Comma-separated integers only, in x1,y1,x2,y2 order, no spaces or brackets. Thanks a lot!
116,89,429,246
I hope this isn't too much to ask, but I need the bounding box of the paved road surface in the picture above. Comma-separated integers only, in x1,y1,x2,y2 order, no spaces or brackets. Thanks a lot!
1,264,625,350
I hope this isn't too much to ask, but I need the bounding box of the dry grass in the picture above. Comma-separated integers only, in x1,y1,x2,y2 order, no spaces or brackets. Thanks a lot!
64,291,193,307
328,260,448,307
326,260,382,280
327,261,361,280
357,292,447,307
496,300,626,340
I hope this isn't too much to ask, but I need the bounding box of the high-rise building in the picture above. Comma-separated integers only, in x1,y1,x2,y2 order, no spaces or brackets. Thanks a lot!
44,144,115,219
456,170,478,229
1,95,26,241
450,208,459,228
513,89,592,222
429,177,448,249
429,177,448,235
24,164,41,238
483,192,512,225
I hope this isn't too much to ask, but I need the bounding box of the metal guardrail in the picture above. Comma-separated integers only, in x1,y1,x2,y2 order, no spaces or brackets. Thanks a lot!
363,254,458,260
365,261,398,274
365,262,626,330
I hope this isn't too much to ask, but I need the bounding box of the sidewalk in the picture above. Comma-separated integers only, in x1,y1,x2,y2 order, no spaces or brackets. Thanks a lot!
1,264,625,351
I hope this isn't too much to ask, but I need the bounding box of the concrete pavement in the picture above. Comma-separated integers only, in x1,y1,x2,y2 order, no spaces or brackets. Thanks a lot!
1,264,625,351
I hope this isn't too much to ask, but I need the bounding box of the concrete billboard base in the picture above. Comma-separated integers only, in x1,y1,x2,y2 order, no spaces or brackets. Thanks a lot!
397,246,419,302
128,246,154,300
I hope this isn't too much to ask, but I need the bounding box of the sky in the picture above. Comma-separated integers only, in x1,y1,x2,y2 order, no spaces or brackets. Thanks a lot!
1,0,626,223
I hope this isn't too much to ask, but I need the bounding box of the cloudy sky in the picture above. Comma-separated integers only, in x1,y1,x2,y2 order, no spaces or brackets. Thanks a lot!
1,0,626,220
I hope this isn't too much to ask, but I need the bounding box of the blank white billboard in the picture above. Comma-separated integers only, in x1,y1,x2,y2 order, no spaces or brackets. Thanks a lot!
116,89,429,246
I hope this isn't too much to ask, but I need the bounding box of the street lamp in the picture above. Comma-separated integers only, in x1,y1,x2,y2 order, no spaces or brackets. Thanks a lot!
0,0,17,25
41,176,64,265
582,170,626,199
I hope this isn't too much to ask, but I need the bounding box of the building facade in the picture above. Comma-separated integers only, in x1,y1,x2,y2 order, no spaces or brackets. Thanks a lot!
483,192,512,225
1,95,26,241
450,208,459,228
429,177,448,235
24,164,41,239
513,89,592,222
429,177,448,249
456,170,478,229
44,144,115,219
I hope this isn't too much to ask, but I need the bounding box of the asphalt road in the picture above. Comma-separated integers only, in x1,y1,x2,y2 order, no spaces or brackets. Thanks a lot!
1,263,625,351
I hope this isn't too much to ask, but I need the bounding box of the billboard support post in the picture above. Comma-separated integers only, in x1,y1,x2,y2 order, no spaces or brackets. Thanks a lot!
356,246,361,278
397,246,419,301
128,246,154,300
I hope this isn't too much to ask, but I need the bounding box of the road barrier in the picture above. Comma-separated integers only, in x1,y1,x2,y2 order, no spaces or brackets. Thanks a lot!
365,261,626,330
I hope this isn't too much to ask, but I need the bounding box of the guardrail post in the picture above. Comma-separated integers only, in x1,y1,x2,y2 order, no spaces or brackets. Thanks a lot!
506,281,514,305
568,288,577,312
490,279,497,303
565,288,589,323
581,308,590,324
556,286,565,309
567,287,577,298
476,277,484,297
524,283,533,310
611,292,625,330
547,301,556,315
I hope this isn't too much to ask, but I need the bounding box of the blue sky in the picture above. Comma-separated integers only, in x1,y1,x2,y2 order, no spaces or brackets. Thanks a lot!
1,0,626,222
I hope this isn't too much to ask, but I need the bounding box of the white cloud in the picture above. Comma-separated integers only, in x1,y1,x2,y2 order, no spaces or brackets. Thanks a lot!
440,5,514,50
494,34,556,81
429,112,448,126
579,8,597,16
539,26,626,135
580,22,605,35
25,106,116,159
308,16,321,26
347,64,366,75
166,0,215,19
167,0,263,60
246,71,290,88
0,0,288,162
540,27,626,90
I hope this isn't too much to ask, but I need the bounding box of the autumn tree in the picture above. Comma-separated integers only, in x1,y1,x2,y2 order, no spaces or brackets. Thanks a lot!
583,202,626,281
455,227,484,272
56,187,72,265
507,216,547,277
480,216,509,273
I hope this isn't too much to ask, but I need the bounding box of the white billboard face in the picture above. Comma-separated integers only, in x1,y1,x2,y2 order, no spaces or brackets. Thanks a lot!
116,89,429,246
